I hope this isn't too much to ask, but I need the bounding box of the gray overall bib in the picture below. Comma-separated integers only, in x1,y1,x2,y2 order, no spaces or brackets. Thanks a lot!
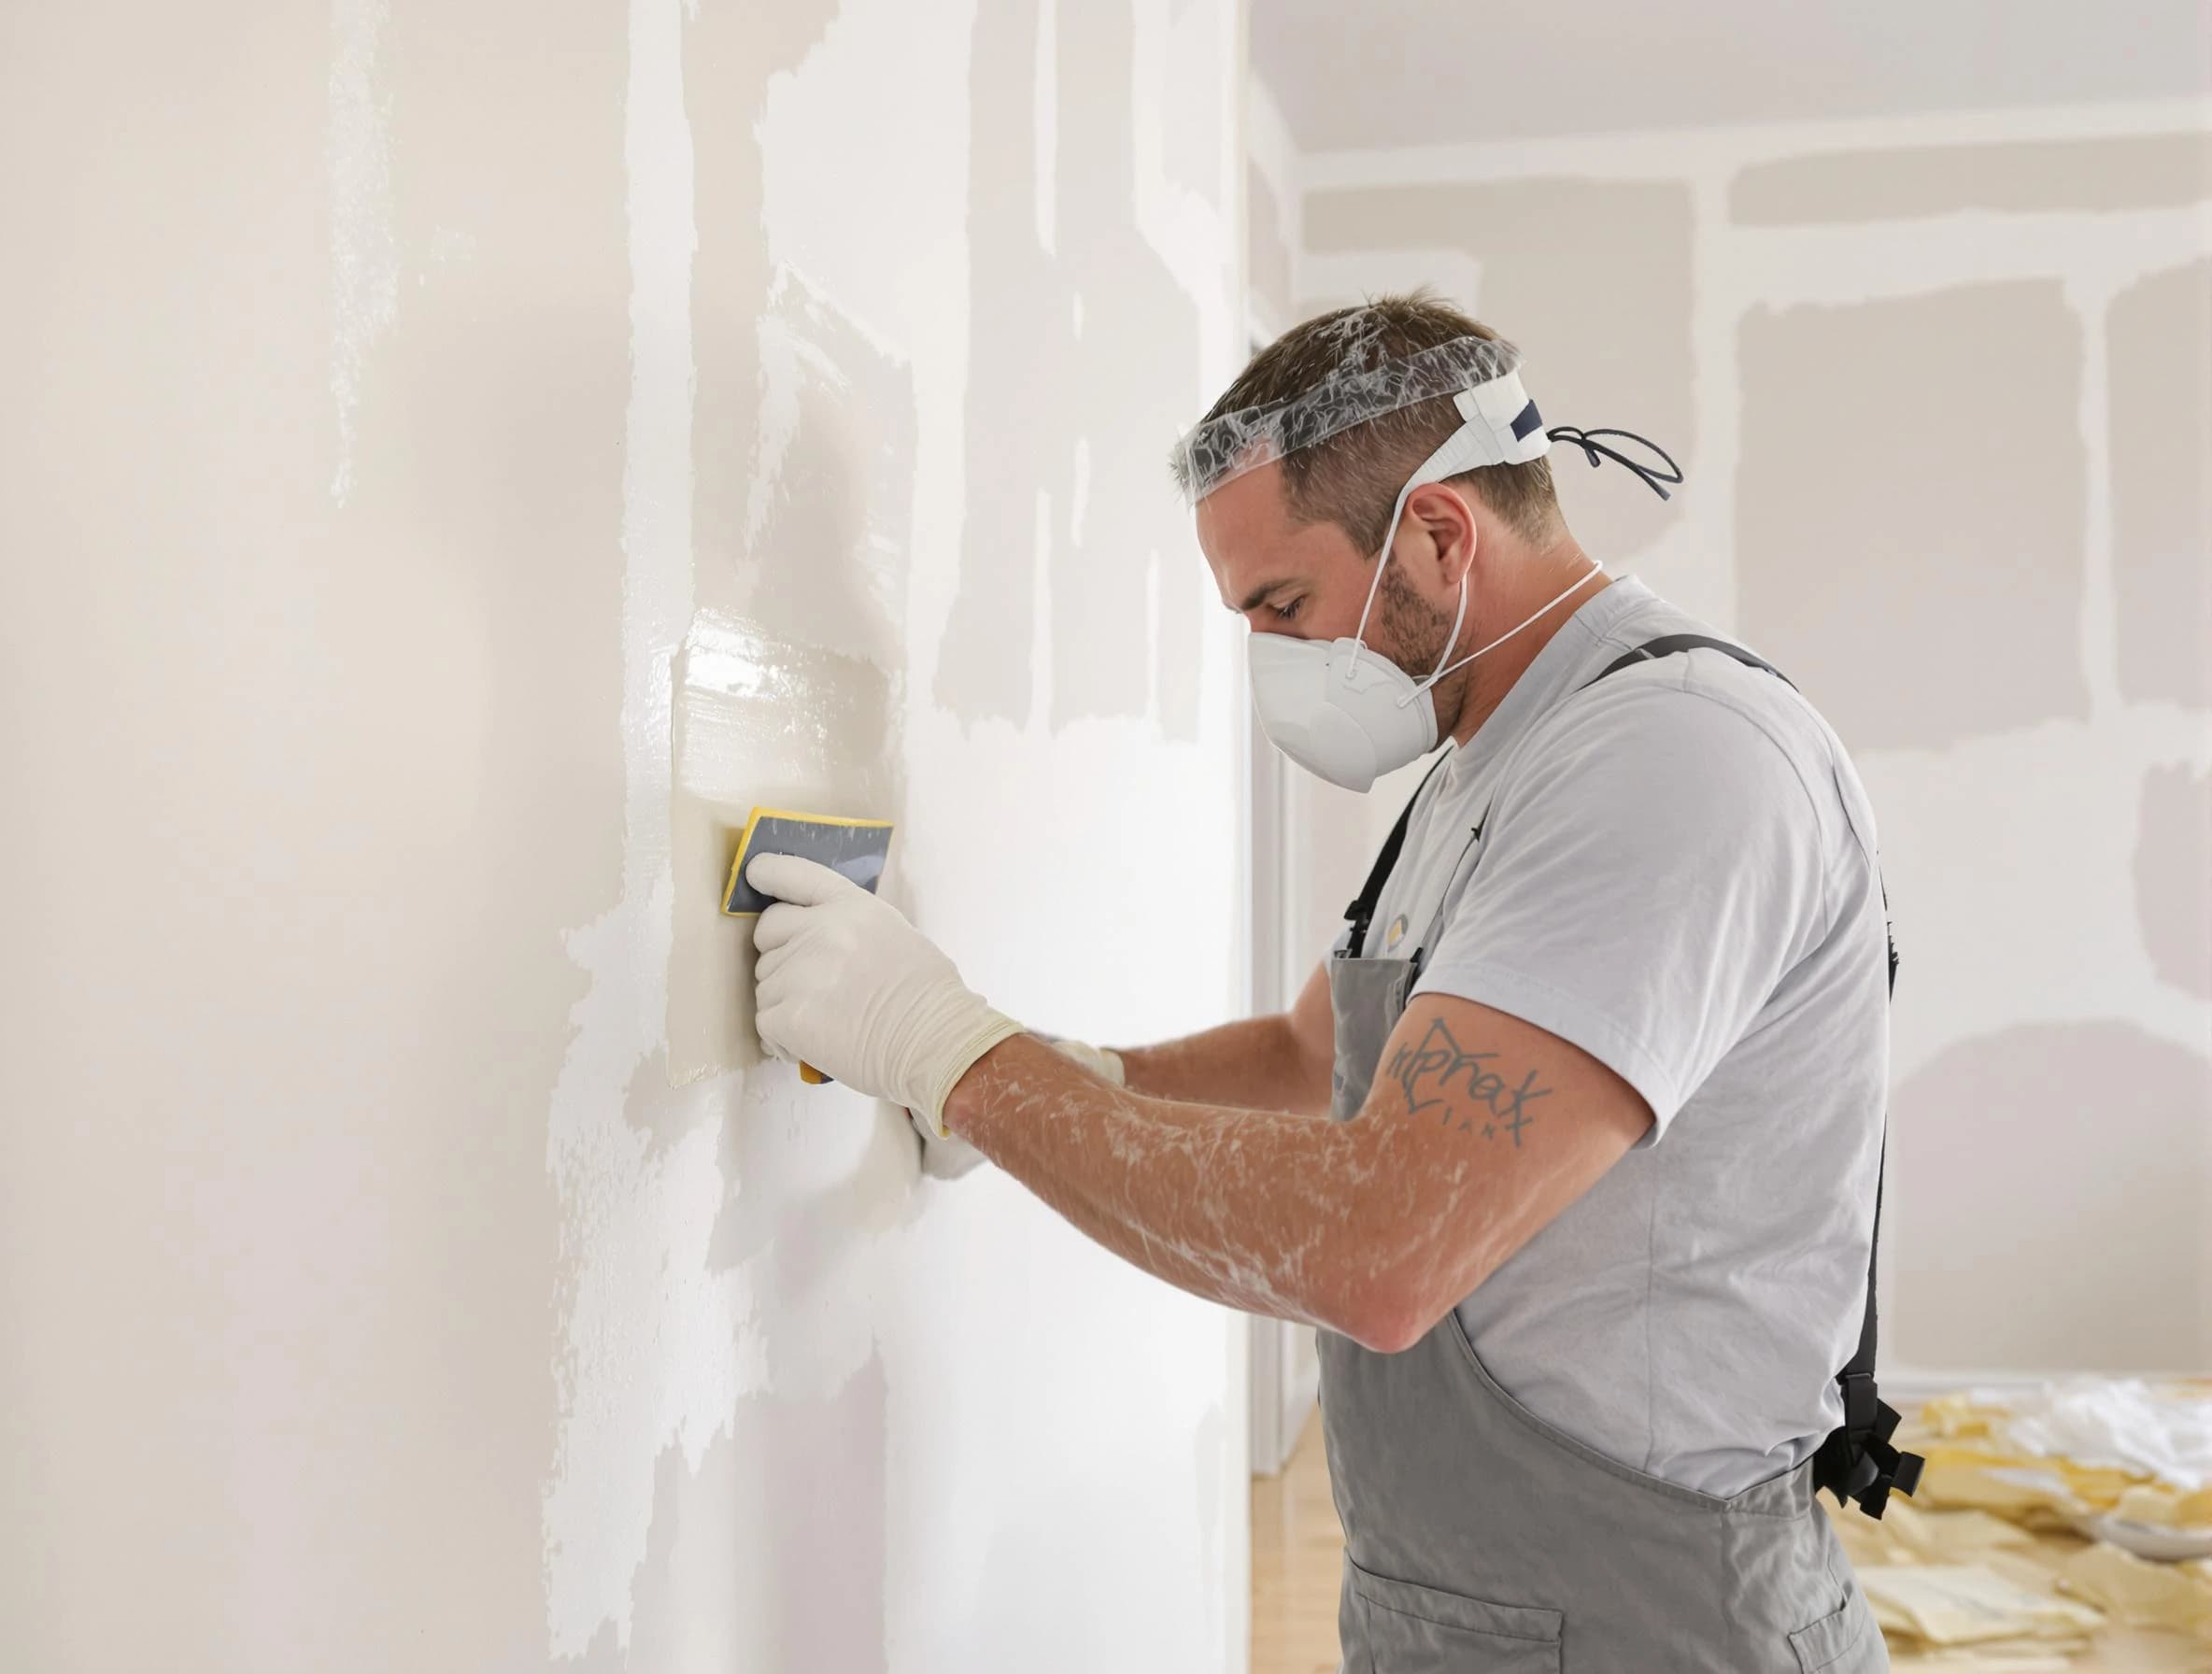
1315,636,1909,1674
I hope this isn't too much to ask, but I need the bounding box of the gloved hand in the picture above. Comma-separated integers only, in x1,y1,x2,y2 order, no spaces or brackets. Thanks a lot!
911,1033,1127,1179
749,854,1025,1135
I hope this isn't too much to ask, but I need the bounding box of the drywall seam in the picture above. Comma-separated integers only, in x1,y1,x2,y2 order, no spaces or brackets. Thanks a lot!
1243,67,1299,230
327,0,398,505
542,0,770,1656
1722,207,2206,307
1028,487,1052,730
1130,0,1236,377
2068,271,2121,721
1297,98,2212,192
1069,436,1090,546
1034,0,1057,256
1680,175,1739,631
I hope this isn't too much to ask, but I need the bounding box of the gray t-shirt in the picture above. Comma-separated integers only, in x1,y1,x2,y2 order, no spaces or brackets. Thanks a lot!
1361,576,1889,1497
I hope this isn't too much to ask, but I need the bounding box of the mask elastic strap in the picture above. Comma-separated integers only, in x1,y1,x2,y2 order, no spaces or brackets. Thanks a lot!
1415,572,1471,691
1346,472,1425,667
1400,557,1605,704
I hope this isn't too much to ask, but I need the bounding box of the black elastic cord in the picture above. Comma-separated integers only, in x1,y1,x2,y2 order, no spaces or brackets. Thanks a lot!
1545,426,1684,502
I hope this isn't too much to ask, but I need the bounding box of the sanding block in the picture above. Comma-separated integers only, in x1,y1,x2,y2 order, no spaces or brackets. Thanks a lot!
721,808,895,1085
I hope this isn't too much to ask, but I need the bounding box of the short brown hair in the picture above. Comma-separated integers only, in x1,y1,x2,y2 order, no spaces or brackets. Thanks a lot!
1182,291,1560,550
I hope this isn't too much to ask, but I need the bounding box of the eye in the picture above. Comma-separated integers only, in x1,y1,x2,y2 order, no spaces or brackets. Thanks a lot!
1270,597,1304,623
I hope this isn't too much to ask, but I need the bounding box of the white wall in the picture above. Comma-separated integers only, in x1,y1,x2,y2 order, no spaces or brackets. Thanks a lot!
1247,91,2212,1383
0,3,1253,1670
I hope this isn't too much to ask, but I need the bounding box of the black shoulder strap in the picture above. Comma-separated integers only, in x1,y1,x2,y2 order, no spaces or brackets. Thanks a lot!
1587,631,1796,690
1581,634,1923,1520
1340,751,1453,958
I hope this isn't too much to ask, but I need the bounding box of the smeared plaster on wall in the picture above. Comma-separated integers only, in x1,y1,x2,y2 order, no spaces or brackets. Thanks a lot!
668,264,915,1085
1028,488,1056,725
599,1355,892,1674
741,271,916,677
1246,160,1291,324
554,0,927,1638
327,0,397,504
1301,177,1694,569
1242,67,1302,344
1730,132,2212,225
1155,544,1203,741
565,0,1246,1660
1737,282,2090,751
542,0,762,1655
1070,436,1092,544
2137,765,2212,1002
936,0,1196,732
1152,0,1231,215
666,617,896,1086
2109,258,2212,710
1893,1021,2209,1369
930,0,1231,740
1034,0,1058,256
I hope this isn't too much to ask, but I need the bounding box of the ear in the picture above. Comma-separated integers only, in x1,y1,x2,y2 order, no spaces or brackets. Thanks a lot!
1403,482,1480,589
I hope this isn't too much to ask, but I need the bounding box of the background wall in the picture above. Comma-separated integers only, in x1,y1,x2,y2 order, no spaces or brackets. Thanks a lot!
0,3,1253,1671
1246,42,2212,1383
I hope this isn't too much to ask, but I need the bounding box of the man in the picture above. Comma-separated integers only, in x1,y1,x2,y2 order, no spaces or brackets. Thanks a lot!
746,293,1917,1670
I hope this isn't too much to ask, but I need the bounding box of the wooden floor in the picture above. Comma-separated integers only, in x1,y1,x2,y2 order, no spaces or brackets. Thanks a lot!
1250,1408,1349,1674
1248,1406,2204,1674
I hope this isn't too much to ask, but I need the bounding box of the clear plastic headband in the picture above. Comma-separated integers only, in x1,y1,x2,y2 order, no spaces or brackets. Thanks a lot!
1169,329,1551,504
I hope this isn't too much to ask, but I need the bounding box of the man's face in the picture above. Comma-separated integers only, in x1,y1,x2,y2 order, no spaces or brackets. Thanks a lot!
1195,461,1469,722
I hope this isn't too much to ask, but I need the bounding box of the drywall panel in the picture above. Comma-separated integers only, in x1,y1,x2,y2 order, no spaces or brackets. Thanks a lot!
1730,132,2212,224
2137,764,2212,1003
1892,1021,2208,1370
1253,0,2212,150
1737,284,2091,750
0,2,631,1669
2109,259,2212,710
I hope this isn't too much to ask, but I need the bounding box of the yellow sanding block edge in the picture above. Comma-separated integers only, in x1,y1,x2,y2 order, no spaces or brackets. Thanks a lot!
721,808,896,1085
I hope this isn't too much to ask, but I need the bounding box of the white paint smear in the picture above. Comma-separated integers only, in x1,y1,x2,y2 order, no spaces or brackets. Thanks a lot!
327,0,398,505
540,0,770,1657
1033,0,1057,256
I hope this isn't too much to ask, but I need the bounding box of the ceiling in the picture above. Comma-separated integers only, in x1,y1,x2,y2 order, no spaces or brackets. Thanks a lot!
1251,0,2212,153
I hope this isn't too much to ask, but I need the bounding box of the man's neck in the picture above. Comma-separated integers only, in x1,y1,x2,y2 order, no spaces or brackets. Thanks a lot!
1443,543,1609,747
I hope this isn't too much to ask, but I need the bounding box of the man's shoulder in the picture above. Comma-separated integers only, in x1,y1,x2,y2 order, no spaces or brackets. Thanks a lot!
1536,628,1879,887
1533,639,1816,780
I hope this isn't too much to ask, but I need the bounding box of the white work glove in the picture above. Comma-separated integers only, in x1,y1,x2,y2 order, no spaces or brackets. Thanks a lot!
748,854,1025,1135
912,1034,1127,1179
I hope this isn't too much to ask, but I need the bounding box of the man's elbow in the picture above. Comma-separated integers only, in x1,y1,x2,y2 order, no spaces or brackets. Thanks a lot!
1338,1274,1456,1356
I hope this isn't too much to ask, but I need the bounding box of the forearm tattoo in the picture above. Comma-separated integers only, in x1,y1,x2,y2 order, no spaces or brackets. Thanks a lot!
1385,1018,1552,1145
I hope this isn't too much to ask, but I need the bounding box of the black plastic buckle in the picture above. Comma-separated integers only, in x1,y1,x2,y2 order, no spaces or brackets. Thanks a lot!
1839,1370,1878,1435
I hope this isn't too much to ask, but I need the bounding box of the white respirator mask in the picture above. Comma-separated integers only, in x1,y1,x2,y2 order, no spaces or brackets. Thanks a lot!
1246,376,1605,792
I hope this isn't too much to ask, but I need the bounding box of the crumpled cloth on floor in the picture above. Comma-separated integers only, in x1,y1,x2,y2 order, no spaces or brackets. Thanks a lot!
1916,1380,2212,1531
1822,1380,2212,1664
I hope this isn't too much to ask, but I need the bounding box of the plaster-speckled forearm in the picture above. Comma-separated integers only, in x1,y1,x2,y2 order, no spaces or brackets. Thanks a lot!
945,996,1655,1362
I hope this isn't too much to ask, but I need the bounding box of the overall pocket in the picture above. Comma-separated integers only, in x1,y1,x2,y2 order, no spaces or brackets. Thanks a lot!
1347,1555,1563,1674
1788,1578,1880,1673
